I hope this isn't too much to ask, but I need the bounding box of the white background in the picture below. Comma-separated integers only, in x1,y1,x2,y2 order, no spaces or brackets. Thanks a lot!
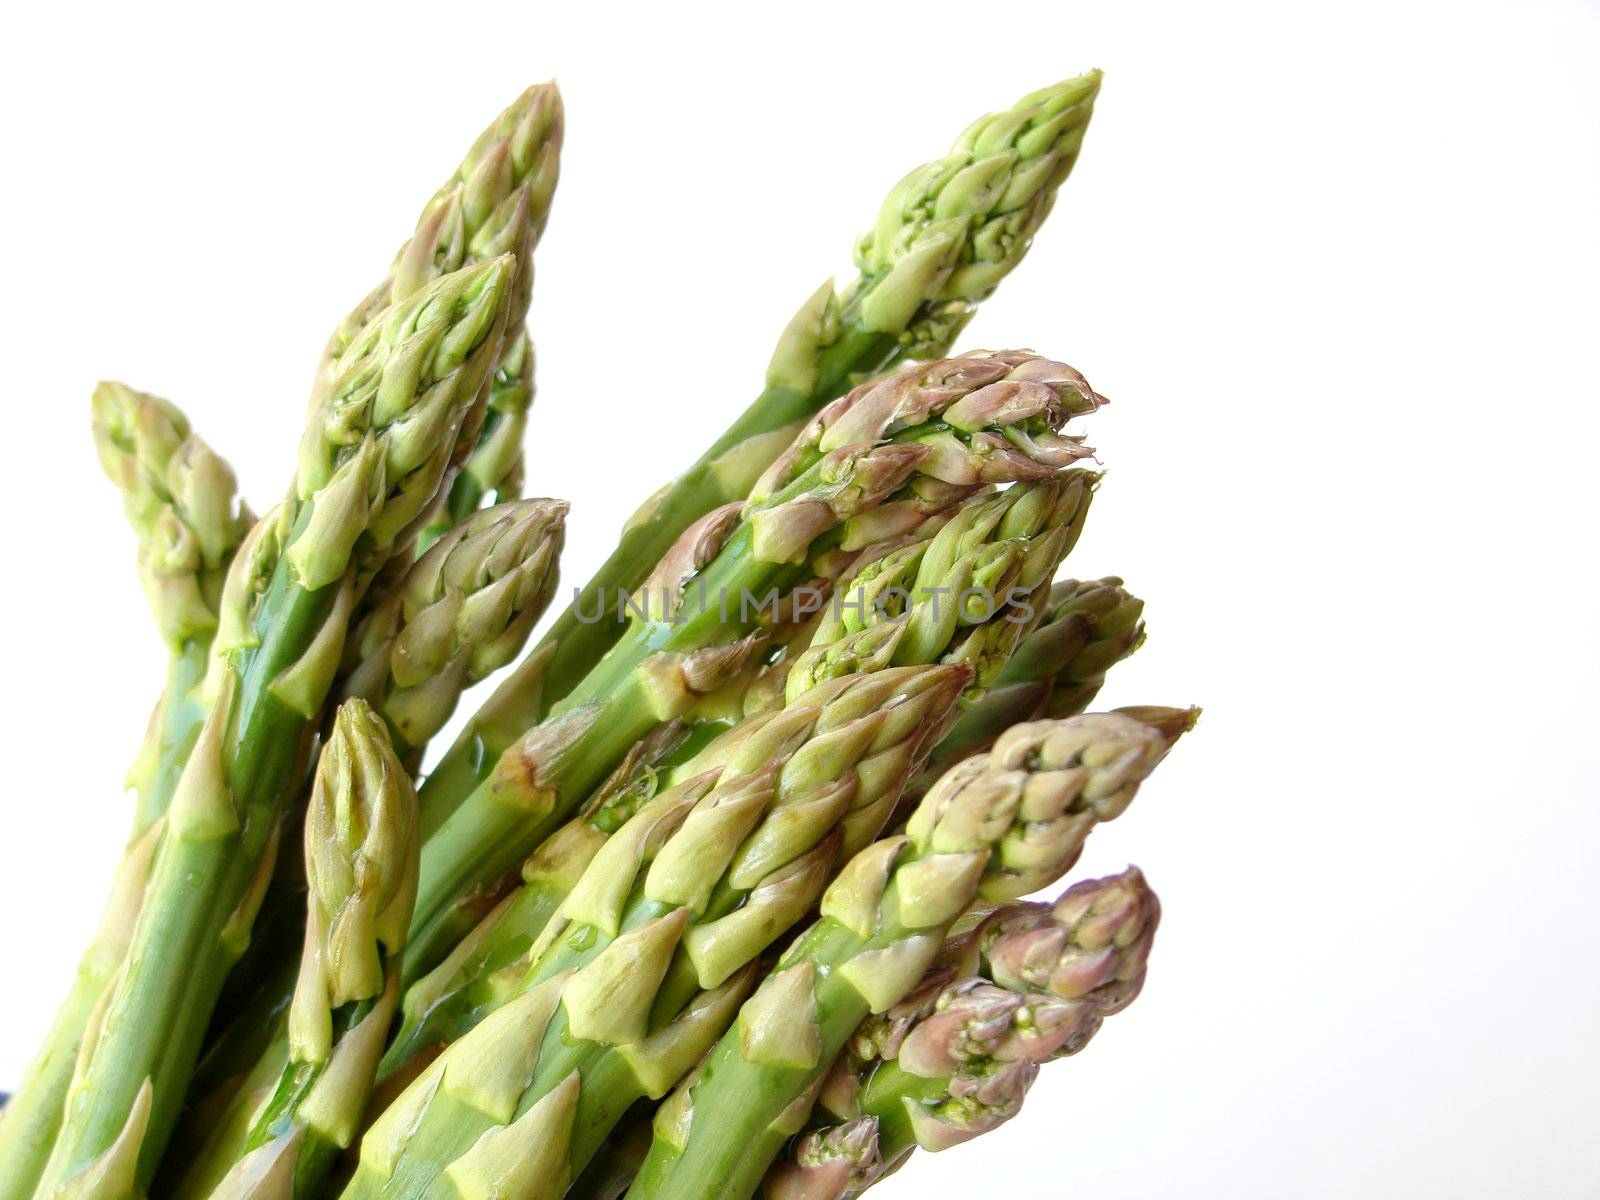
2,2,1597,1196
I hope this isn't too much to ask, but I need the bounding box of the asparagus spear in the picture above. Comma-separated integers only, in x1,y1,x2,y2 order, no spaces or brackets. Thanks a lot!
343,497,568,773
405,350,1104,980
339,664,969,1200
817,867,1160,1185
531,71,1103,710
0,387,249,1200
193,84,564,1056
624,711,1186,1200
171,701,420,1200
914,575,1147,788
36,256,516,1196
320,83,562,549
93,384,256,823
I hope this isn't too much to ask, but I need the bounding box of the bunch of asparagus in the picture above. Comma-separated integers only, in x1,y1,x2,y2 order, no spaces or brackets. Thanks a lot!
0,70,1197,1200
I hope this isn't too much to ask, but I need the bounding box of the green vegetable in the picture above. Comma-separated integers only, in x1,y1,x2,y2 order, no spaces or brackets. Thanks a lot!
624,711,1185,1199
173,701,420,1200
525,72,1104,719
0,386,248,1200
405,350,1105,982
36,256,516,1195
339,664,969,1200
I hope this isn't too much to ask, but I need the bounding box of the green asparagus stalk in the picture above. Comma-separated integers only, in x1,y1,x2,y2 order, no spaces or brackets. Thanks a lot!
530,71,1103,710
816,867,1160,1185
0,387,249,1200
173,701,420,1200
321,83,562,548
36,256,516,1197
404,350,1104,981
913,575,1147,788
623,710,1185,1200
339,664,969,1200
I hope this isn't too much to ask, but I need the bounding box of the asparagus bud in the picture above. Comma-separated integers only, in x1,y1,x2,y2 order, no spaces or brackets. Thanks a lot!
847,72,1102,358
762,1117,881,1200
91,382,251,650
343,498,567,758
978,866,1159,1022
290,255,516,589
799,474,1097,707
921,575,1145,774
751,352,1102,514
406,83,564,534
314,84,561,558
910,713,1175,901
293,701,420,1033
816,867,1161,1181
